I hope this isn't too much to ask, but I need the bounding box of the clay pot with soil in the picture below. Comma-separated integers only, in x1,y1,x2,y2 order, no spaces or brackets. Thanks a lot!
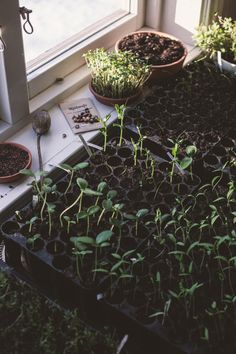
0,142,32,183
115,31,188,81
83,48,151,106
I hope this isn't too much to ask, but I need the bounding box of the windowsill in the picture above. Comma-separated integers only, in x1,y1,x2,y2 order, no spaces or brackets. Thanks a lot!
0,83,118,221
0,26,200,221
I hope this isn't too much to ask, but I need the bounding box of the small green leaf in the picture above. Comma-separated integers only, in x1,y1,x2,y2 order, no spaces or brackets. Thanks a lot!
77,211,87,219
111,260,123,272
60,163,72,171
186,145,197,156
97,182,107,193
111,253,121,260
76,177,88,190
74,162,89,170
180,156,192,169
136,208,149,218
84,188,102,196
76,236,94,245
92,268,109,273
20,169,35,177
96,230,113,245
87,205,100,215
107,190,117,199
102,199,113,210
123,213,136,220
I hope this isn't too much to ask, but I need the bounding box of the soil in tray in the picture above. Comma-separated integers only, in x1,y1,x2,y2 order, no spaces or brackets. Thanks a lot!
118,32,185,65
0,144,29,177
134,60,236,134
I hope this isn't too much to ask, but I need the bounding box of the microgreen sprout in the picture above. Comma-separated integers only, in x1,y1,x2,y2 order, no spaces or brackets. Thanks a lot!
47,203,56,237
59,162,89,195
136,125,146,156
130,138,138,166
98,114,111,152
83,48,151,98
63,215,76,235
124,209,149,236
26,216,38,234
113,104,126,146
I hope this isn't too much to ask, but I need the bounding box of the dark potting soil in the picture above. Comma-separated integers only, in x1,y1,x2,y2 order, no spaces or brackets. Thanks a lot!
118,32,185,65
0,144,29,177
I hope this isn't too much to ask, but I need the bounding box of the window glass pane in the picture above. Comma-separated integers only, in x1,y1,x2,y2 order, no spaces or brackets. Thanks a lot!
19,0,127,63
160,0,203,45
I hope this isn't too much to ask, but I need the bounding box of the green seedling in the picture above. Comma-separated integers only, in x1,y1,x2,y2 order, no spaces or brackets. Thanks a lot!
136,125,146,156
95,181,107,206
113,104,126,147
86,205,100,235
59,177,102,226
40,177,57,220
26,233,41,250
59,161,89,195
26,216,38,234
97,190,117,226
63,215,76,234
98,114,111,152
130,138,138,166
124,208,149,236
47,203,56,237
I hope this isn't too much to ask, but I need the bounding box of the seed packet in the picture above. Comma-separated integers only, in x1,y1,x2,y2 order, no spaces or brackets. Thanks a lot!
59,98,102,134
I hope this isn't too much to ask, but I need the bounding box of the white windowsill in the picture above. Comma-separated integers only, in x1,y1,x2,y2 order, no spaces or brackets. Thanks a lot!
0,84,117,220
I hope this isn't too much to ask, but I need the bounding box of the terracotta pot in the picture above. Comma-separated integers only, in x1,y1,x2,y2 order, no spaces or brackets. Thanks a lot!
0,142,32,183
89,82,142,107
115,30,188,81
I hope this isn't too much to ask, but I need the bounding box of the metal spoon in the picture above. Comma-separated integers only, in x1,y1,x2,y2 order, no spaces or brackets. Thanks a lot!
32,110,51,185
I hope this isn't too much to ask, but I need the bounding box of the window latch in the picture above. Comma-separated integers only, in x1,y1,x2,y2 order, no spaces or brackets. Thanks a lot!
19,6,34,34
0,26,6,52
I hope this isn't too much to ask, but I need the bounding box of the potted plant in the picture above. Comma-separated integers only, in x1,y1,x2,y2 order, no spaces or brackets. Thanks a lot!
194,15,236,75
115,30,188,81
83,48,151,106
0,142,32,183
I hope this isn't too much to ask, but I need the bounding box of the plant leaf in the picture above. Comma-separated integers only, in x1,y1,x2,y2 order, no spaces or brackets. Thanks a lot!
76,236,95,245
87,205,100,215
107,190,117,200
136,208,149,218
76,177,88,190
84,188,102,196
96,230,113,245
186,145,197,156
102,199,113,210
74,162,89,170
20,169,35,177
180,157,192,169
97,182,107,193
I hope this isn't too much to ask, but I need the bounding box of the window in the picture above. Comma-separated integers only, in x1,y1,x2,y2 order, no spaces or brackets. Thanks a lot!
20,0,126,65
25,0,144,99
0,0,144,132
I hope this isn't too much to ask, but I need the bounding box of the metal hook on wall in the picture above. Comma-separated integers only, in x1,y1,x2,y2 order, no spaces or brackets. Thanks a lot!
0,26,6,52
19,6,34,34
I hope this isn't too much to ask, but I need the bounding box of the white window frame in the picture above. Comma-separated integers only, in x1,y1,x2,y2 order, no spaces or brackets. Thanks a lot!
0,0,144,131
27,0,145,99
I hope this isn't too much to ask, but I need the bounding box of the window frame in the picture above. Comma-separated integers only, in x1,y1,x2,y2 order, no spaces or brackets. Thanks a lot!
0,0,144,129
0,0,29,126
26,0,145,99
